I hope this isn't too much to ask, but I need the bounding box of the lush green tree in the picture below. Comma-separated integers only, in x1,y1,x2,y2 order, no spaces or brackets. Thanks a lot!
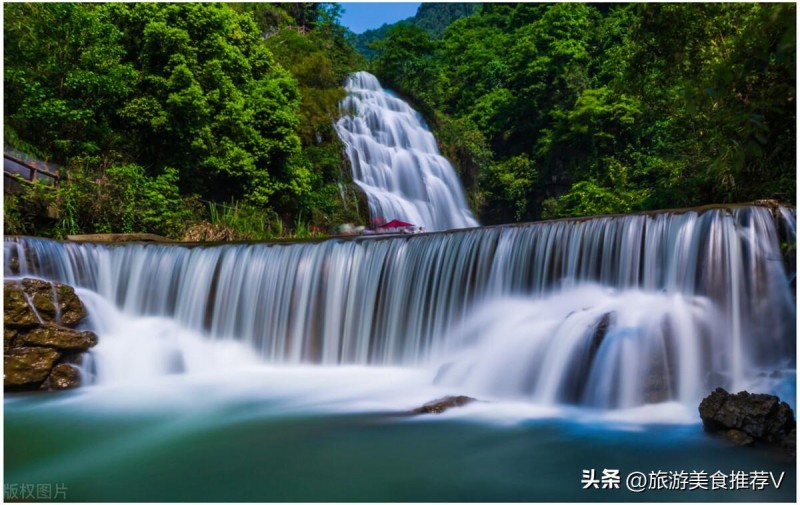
4,3,136,161
370,2,795,222
104,3,305,206
261,4,365,228
371,24,442,109
5,2,328,237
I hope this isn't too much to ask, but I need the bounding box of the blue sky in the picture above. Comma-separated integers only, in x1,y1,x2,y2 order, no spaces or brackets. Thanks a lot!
339,3,421,34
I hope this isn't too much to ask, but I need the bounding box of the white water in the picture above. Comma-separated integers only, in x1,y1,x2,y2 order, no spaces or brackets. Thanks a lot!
5,205,795,414
334,71,478,231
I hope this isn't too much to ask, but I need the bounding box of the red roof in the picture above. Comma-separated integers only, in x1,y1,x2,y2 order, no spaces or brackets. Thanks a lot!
379,219,414,228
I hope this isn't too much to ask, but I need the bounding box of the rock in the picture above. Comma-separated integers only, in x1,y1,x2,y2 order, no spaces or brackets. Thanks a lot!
699,388,795,442
20,278,87,326
4,347,61,388
5,328,19,351
560,312,614,403
412,395,476,415
17,325,98,352
699,388,796,458
4,279,96,393
42,363,81,390
4,283,41,328
4,279,89,328
724,429,755,446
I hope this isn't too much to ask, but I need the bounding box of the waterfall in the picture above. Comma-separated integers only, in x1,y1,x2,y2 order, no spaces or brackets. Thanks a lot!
5,205,795,408
334,71,479,231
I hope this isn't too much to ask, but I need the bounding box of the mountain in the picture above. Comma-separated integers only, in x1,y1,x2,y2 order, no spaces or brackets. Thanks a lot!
354,3,480,58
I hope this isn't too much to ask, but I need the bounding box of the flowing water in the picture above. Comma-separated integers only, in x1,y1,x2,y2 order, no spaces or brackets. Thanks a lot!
4,205,796,501
334,71,478,231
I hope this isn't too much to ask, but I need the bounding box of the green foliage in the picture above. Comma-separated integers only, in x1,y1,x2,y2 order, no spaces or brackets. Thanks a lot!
106,3,304,206
4,3,136,161
484,155,538,222
370,2,796,222
262,9,364,227
205,200,324,241
5,3,305,218
3,182,57,236
6,2,795,237
54,161,196,238
5,2,364,239
207,201,280,241
370,24,442,109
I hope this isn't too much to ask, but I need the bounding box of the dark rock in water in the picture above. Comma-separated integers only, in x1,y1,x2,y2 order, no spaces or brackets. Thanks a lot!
42,363,81,390
412,395,476,415
560,312,614,404
18,325,98,352
699,388,796,458
4,347,61,389
724,429,755,446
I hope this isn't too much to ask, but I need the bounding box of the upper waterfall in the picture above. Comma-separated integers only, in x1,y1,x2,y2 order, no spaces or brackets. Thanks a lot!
334,71,478,232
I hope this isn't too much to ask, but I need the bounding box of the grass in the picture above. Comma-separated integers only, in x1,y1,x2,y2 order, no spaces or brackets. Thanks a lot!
196,201,326,241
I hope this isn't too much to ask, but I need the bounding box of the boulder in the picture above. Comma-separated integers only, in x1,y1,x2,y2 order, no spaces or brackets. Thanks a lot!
4,347,61,388
699,388,796,459
4,279,96,393
412,395,476,415
4,283,41,328
699,388,795,443
42,363,81,390
5,328,19,351
724,429,755,446
20,278,87,326
18,325,98,352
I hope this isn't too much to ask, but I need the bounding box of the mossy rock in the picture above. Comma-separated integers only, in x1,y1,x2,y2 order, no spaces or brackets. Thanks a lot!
20,278,87,326
4,347,61,388
42,363,81,390
4,283,40,328
412,395,476,415
18,324,98,352
5,328,19,351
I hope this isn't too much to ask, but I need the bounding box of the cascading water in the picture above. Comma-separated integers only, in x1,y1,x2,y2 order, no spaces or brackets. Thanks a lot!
5,205,795,410
334,71,479,231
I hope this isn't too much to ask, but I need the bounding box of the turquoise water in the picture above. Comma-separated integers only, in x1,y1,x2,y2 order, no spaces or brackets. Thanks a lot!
5,379,795,503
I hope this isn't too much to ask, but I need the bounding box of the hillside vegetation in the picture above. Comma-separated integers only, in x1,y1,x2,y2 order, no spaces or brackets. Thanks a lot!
4,2,363,239
370,3,796,223
4,3,795,238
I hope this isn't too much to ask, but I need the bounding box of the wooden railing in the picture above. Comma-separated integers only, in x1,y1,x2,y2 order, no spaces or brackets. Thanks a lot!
4,150,60,193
